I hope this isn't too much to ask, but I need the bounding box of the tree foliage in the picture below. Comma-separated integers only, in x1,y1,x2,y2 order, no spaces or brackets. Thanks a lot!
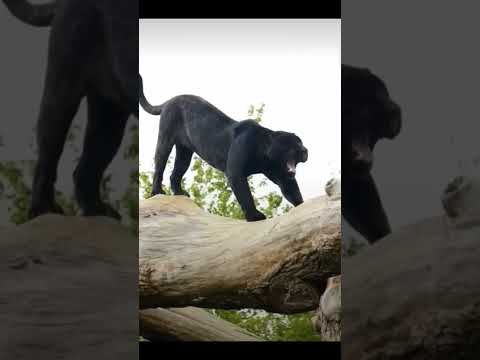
208,309,320,341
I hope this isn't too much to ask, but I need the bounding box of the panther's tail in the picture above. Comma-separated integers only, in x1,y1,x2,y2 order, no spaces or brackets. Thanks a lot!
3,0,56,27
139,74,163,115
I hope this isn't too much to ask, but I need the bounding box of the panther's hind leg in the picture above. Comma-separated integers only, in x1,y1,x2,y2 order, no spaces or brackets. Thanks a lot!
73,94,129,220
28,56,84,220
28,2,95,220
170,144,193,196
151,134,174,197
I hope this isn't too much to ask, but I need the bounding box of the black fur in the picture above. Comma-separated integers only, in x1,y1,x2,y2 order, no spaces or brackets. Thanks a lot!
342,64,402,243
139,75,308,221
3,0,138,220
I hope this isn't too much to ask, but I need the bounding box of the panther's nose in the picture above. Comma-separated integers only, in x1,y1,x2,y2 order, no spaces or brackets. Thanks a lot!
301,147,308,162
387,102,401,118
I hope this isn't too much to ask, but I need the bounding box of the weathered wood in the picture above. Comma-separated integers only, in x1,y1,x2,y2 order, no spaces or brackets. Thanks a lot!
139,193,341,313
140,307,263,341
0,215,138,359
314,275,341,341
343,176,480,359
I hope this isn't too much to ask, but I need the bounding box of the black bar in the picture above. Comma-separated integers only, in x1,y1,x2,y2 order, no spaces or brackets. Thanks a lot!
139,2,341,19
139,341,341,358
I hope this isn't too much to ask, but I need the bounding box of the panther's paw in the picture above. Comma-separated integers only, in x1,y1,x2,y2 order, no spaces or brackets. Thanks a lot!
151,187,166,197
81,202,121,220
246,210,267,222
173,189,190,197
28,202,65,220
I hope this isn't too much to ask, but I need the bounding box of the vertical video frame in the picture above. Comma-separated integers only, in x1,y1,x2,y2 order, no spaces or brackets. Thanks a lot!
138,18,341,342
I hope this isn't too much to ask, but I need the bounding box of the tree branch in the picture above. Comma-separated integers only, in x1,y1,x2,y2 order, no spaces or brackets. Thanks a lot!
0,215,138,357
139,192,341,313
314,275,341,341
140,307,263,341
343,176,480,359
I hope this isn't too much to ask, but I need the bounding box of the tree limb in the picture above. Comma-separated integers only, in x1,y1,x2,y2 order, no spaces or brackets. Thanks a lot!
0,215,138,358
343,176,480,359
140,307,263,341
314,275,341,341
139,193,341,313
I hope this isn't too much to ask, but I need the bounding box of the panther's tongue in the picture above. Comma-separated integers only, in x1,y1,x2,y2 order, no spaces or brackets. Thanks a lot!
286,161,296,176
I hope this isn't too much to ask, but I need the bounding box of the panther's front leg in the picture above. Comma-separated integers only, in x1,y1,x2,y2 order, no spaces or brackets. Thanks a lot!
227,173,266,221
226,138,266,222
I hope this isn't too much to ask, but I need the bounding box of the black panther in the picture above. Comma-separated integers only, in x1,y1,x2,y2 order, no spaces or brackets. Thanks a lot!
139,75,308,222
3,0,138,220
342,64,402,243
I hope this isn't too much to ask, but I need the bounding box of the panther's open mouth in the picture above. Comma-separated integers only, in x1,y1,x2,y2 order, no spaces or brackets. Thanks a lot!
286,160,297,177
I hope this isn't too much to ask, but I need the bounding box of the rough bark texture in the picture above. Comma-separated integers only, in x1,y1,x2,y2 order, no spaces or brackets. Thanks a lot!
140,307,263,341
139,193,341,313
0,215,138,360
343,176,480,360
314,275,341,341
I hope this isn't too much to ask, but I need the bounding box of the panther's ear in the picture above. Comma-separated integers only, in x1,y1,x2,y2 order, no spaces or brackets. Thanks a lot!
361,67,372,74
265,133,278,160
233,119,258,138
342,64,371,76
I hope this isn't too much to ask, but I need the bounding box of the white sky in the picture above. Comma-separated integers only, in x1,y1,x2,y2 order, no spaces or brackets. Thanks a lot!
139,19,341,200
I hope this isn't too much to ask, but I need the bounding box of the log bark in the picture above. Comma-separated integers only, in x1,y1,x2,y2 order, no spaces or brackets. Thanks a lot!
140,307,263,341
343,176,480,359
314,275,341,341
0,215,138,359
139,193,341,313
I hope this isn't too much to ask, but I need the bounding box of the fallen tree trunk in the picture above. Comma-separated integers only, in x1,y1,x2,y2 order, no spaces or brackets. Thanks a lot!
139,193,341,313
343,176,480,359
140,307,263,341
0,215,138,359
